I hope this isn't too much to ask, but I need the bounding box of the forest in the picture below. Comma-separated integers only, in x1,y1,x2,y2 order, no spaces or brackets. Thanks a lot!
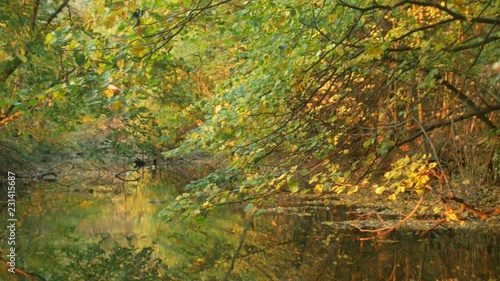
0,0,499,280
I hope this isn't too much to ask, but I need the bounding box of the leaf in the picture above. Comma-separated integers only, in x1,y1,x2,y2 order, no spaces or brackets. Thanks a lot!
103,89,115,98
74,52,86,66
45,33,56,45
347,186,358,196
288,181,299,193
313,184,323,195
16,53,27,63
327,14,336,23
243,203,254,213
388,194,397,201
375,186,386,195
109,101,124,111
117,60,125,69
365,45,383,57
362,139,373,148
395,185,405,195
25,99,39,107
336,185,346,194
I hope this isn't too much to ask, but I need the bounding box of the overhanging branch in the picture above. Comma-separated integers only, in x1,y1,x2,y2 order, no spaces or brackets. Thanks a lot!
395,105,500,148
440,79,496,129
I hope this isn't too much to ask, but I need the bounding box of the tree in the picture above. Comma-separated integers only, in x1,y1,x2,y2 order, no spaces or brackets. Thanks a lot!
165,0,499,232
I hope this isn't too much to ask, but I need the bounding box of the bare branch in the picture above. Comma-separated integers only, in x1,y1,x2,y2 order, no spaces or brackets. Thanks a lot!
31,0,41,31
405,0,499,24
43,0,70,29
395,104,500,148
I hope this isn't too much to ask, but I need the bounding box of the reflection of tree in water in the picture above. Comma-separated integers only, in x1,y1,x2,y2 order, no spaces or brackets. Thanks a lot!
62,235,164,281
235,207,499,280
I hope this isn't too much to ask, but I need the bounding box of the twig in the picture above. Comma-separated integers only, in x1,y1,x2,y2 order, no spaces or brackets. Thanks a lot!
411,116,451,191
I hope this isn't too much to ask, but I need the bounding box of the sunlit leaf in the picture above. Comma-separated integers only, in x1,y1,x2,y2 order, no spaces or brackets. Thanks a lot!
375,186,386,195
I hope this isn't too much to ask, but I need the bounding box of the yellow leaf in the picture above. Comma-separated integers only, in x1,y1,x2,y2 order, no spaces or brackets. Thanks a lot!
375,186,386,195
388,194,397,201
448,213,458,221
79,200,93,208
53,91,65,101
313,184,323,195
117,60,124,69
109,101,124,111
395,185,405,195
347,186,358,196
104,84,120,98
104,89,115,98
327,14,336,23
96,63,106,75
366,45,383,57
105,15,117,28
336,185,346,194
80,115,94,123
130,45,146,56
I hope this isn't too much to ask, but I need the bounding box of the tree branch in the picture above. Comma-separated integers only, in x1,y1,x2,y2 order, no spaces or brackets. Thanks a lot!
31,0,41,31
43,0,70,29
395,105,500,148
0,111,23,127
0,57,22,84
444,192,500,220
451,36,500,52
405,0,499,24
440,79,496,129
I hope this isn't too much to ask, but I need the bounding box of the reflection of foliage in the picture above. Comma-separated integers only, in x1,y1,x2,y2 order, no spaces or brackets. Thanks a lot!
62,236,164,281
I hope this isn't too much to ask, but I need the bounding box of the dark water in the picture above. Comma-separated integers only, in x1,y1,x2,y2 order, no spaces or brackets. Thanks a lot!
0,175,498,280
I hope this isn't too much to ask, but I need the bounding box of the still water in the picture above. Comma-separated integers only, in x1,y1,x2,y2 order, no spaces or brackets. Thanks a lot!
1,171,498,280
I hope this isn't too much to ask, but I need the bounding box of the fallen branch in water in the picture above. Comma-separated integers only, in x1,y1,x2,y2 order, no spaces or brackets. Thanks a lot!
442,192,500,220
353,194,426,241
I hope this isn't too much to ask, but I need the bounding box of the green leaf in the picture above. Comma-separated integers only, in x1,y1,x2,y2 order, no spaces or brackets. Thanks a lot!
243,203,254,213
74,52,86,66
288,180,299,193
362,139,374,148
15,53,27,63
